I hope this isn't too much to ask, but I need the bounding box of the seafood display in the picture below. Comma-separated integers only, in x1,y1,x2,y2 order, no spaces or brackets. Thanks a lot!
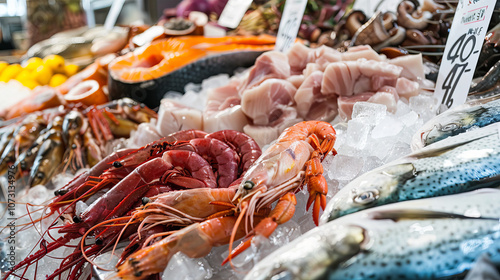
108,35,276,108
0,98,156,188
246,189,500,280
3,0,500,279
5,128,264,279
116,121,336,279
323,123,500,223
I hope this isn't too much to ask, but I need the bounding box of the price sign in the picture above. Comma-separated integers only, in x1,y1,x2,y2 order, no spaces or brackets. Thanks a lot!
218,0,253,29
274,0,308,52
434,0,496,110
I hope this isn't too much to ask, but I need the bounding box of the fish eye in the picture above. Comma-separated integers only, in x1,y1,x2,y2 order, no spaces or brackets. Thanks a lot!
353,190,378,205
440,123,459,132
243,181,255,190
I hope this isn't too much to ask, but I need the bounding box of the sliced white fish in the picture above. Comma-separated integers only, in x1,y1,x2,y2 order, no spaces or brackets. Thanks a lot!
156,99,203,136
239,51,291,93
368,86,399,113
241,79,296,125
294,71,324,118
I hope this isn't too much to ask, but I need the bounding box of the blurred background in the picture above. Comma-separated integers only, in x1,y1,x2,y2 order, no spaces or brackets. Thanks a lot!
0,0,181,53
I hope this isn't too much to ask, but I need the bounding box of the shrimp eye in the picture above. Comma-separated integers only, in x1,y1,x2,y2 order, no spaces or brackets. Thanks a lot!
141,197,150,205
113,161,123,168
440,123,459,132
243,181,255,190
36,172,44,179
353,190,378,205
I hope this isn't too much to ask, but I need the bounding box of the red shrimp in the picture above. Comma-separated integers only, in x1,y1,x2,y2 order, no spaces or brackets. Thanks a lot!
175,137,239,188
50,148,136,208
61,150,216,235
205,130,262,174
103,129,208,175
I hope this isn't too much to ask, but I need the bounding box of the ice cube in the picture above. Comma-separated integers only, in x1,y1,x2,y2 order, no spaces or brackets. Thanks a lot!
351,102,387,125
385,141,410,162
163,91,184,100
75,201,88,217
409,94,438,122
361,156,383,173
269,220,302,247
324,154,364,181
344,119,372,151
394,99,411,117
400,111,419,127
369,137,396,160
163,252,213,280
27,185,49,205
184,82,202,93
372,115,404,139
201,74,230,90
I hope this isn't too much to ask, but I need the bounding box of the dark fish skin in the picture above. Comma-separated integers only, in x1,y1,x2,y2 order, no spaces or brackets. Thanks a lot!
108,51,265,109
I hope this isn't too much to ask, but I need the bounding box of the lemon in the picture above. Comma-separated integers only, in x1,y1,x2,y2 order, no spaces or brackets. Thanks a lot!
24,57,44,71
20,79,40,90
43,55,66,73
31,65,53,85
0,64,22,82
64,64,79,77
0,62,8,75
49,73,68,87
15,70,32,82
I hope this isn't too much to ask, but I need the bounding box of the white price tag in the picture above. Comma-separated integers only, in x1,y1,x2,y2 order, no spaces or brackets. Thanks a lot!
218,0,253,29
274,0,308,52
434,0,496,110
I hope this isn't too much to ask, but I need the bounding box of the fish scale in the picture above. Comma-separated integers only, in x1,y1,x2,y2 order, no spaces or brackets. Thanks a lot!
324,125,500,222
246,189,500,280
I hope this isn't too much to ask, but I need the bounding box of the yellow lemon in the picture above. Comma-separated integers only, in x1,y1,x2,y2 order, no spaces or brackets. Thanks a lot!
31,65,53,85
24,57,44,71
49,73,68,87
20,79,40,90
15,70,32,82
0,62,8,75
64,64,79,77
43,55,66,73
0,64,22,82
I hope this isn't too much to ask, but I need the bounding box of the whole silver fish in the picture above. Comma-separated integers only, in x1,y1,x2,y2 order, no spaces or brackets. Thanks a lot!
412,97,500,150
323,124,500,223
246,189,500,280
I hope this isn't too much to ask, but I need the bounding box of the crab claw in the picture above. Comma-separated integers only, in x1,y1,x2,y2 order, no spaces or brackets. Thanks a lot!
222,193,297,265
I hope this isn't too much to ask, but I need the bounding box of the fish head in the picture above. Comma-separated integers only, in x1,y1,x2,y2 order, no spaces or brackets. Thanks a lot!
413,109,479,149
246,224,366,280
322,162,416,223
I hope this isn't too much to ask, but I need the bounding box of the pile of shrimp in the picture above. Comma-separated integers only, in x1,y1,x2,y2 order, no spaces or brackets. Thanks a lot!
3,128,262,279
0,98,157,190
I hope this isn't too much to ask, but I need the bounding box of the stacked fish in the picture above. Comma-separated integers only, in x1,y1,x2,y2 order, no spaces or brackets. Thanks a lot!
243,96,500,279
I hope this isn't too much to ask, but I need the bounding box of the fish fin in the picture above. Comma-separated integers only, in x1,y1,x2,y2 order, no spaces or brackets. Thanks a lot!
368,209,499,221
